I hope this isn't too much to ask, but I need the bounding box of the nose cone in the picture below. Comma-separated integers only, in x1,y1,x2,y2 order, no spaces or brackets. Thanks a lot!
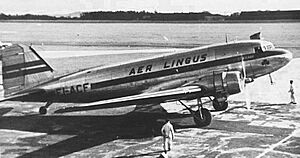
265,48,293,72
278,48,293,61
265,48,293,61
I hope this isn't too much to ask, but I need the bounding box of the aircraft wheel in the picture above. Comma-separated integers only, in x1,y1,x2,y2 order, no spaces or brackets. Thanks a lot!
39,106,47,114
213,99,228,111
193,108,212,127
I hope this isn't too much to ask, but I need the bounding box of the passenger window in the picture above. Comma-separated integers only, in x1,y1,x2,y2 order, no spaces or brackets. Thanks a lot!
254,47,263,53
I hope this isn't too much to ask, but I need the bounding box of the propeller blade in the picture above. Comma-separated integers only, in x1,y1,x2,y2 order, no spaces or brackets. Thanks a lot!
241,56,246,78
241,55,251,109
269,73,275,85
244,86,251,110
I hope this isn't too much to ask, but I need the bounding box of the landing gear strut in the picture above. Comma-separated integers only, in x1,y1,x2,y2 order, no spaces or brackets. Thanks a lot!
210,96,228,111
39,102,52,114
178,98,212,127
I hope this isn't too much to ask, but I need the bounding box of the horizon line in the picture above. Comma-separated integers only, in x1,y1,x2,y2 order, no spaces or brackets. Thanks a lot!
1,9,300,16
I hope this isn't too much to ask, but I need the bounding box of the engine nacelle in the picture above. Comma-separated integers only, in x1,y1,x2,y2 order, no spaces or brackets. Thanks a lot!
196,71,243,96
222,71,244,95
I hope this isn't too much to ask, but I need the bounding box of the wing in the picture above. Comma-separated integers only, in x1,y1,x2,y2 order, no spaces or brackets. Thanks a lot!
55,86,203,113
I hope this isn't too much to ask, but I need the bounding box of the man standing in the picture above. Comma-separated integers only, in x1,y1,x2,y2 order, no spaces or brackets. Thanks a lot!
161,119,175,153
288,80,296,104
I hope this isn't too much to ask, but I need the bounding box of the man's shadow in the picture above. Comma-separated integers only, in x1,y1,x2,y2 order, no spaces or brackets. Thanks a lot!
0,107,194,158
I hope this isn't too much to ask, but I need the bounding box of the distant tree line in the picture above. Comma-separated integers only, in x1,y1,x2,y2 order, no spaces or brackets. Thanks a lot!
0,10,300,21
79,11,221,21
0,13,73,20
228,10,300,20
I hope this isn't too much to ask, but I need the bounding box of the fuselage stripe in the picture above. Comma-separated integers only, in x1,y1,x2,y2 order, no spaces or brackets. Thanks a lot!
3,60,46,72
3,66,52,79
89,51,281,90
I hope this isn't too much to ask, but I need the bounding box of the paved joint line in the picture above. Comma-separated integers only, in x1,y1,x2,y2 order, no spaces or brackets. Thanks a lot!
255,130,294,158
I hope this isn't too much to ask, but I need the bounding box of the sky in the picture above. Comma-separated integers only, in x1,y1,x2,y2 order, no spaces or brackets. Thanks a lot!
0,0,299,15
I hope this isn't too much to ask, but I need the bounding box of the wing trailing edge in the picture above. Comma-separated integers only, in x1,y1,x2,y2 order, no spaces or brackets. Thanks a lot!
55,86,203,113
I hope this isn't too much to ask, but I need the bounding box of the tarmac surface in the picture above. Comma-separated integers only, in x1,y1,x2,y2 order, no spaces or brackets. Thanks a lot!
0,58,300,158
0,101,299,158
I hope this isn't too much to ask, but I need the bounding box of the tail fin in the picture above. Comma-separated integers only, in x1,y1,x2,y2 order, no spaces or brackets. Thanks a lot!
0,44,54,97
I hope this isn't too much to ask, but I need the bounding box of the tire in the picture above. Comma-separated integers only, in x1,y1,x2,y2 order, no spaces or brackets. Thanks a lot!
39,106,47,114
193,108,212,127
213,99,228,111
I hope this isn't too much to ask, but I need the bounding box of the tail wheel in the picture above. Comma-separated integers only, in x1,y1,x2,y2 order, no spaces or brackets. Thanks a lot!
39,102,52,115
212,99,228,111
193,108,212,127
39,106,47,114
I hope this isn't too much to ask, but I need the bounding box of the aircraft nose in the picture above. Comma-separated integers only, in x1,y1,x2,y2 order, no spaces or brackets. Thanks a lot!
278,48,293,61
266,48,293,62
265,48,293,71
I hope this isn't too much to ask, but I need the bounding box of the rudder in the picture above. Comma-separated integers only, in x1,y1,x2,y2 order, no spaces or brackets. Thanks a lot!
0,44,54,97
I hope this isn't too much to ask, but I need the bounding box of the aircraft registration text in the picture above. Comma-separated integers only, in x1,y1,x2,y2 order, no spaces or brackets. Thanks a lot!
55,83,90,95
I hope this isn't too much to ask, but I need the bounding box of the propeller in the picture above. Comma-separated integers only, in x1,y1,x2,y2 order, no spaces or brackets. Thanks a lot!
269,73,274,85
240,54,251,110
262,59,275,85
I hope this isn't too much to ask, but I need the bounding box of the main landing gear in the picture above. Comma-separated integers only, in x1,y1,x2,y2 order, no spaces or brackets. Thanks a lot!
178,98,212,127
39,102,52,114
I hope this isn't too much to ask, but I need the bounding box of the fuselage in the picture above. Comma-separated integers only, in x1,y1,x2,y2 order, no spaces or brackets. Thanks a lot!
23,40,292,103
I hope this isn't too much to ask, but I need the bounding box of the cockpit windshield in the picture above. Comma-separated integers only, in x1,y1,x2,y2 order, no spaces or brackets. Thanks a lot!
262,44,275,51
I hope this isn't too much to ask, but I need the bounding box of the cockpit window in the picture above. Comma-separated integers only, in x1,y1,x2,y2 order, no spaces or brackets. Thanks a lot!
265,44,274,50
254,43,274,53
254,46,263,53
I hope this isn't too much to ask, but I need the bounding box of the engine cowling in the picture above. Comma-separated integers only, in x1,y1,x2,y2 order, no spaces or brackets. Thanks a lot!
222,71,244,95
196,71,243,96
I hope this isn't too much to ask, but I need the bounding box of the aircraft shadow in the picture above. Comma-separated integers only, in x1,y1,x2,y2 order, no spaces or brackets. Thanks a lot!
0,109,194,158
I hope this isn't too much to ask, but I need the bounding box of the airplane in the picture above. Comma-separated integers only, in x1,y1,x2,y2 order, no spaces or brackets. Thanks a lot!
0,32,292,127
